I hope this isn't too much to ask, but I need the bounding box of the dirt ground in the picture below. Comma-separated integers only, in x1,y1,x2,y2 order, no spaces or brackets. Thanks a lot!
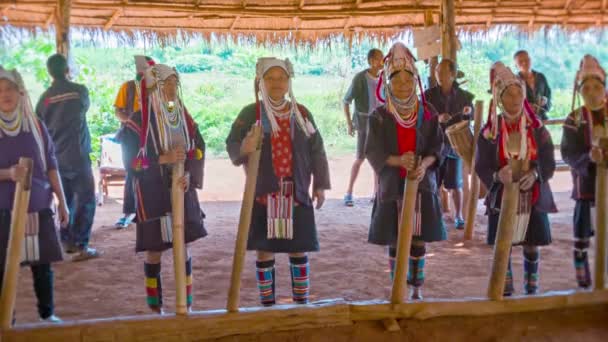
12,157,601,325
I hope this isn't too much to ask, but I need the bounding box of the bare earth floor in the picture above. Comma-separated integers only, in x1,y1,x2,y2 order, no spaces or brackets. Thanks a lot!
12,157,600,327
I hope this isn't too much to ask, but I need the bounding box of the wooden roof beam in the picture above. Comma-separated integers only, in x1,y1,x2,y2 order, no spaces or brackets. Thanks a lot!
104,8,122,31
1,5,11,17
299,0,306,9
564,0,574,10
603,0,607,12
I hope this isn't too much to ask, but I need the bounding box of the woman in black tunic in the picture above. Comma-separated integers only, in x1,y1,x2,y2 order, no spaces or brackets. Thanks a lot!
122,64,207,313
561,55,607,289
365,42,446,300
475,62,556,296
226,57,330,306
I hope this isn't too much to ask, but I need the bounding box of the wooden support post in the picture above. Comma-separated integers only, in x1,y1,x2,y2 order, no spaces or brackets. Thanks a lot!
487,160,521,300
464,101,483,241
594,137,608,290
390,162,420,304
55,0,72,58
227,126,262,312
440,0,456,61
0,158,33,328
171,161,187,315
424,10,438,88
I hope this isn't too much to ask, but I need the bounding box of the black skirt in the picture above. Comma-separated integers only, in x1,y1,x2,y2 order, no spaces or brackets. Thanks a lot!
487,208,552,246
247,201,319,253
135,189,207,252
369,178,447,246
0,209,63,266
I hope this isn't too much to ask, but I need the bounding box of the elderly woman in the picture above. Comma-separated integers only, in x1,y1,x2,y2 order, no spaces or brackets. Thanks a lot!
121,64,207,314
226,57,330,306
0,67,69,322
475,62,556,296
561,55,607,289
364,42,446,300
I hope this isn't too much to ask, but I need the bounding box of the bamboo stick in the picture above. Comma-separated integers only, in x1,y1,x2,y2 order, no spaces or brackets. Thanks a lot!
227,126,262,312
593,137,608,290
487,159,521,301
0,158,33,328
390,161,419,304
464,100,484,240
171,161,187,315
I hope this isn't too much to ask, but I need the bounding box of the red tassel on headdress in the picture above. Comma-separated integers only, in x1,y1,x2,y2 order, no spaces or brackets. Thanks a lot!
133,77,150,171
375,70,386,104
523,99,542,129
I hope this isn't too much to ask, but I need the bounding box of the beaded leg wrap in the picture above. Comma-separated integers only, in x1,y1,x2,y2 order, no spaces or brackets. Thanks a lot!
185,257,193,309
504,255,514,297
574,239,591,289
256,259,276,306
144,263,163,313
388,247,397,282
523,248,540,295
407,243,426,288
290,256,310,304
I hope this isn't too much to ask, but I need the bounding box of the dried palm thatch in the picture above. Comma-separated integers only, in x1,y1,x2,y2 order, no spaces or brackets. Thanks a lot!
1,1,607,43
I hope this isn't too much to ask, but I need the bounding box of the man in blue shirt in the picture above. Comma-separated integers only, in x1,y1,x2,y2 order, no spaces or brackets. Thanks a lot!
36,54,100,261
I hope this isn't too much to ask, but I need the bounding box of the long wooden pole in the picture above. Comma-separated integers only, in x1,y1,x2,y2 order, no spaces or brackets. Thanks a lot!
440,0,457,61
227,126,262,312
424,10,438,88
464,101,484,240
171,161,187,315
0,158,33,328
390,162,419,304
55,0,71,58
594,137,608,290
487,160,522,300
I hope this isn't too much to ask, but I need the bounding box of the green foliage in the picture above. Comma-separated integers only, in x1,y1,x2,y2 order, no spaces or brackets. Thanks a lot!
1,30,607,163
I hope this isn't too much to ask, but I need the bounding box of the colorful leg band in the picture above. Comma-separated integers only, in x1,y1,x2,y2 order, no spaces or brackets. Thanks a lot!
504,254,514,296
144,262,162,312
256,259,276,306
523,248,540,295
186,257,193,308
290,256,310,304
407,243,426,288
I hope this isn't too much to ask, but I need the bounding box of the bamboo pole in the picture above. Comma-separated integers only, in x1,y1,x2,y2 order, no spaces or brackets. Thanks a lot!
487,159,521,300
171,161,187,315
0,158,33,328
464,101,484,240
227,126,262,312
55,0,71,58
390,161,420,304
594,137,608,290
424,10,438,88
440,0,456,61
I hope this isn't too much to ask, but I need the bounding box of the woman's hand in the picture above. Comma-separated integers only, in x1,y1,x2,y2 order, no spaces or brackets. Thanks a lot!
497,164,513,184
240,125,261,156
159,148,186,165
313,189,326,209
519,170,537,191
57,201,70,228
178,172,190,192
9,164,28,183
590,146,604,164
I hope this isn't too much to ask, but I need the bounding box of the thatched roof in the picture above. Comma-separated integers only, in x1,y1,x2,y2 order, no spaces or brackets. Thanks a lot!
1,0,607,42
